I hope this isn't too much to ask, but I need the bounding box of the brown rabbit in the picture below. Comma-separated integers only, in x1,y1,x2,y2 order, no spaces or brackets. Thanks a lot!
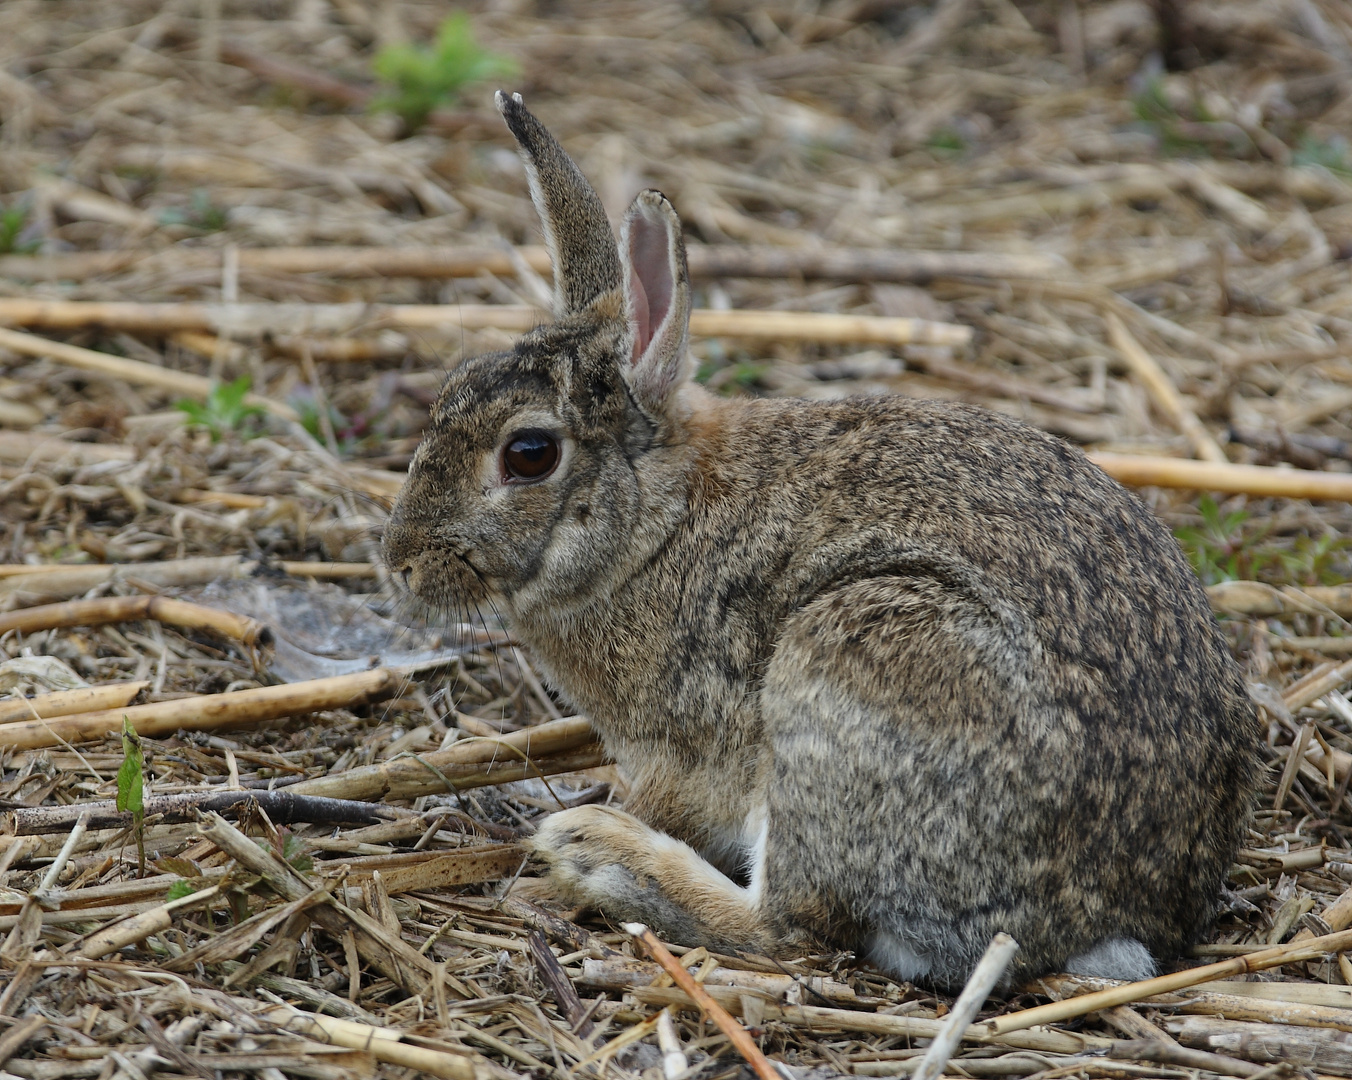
383,92,1260,987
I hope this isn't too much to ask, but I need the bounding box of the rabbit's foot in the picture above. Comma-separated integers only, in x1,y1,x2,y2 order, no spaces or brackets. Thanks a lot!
531,805,769,950
1065,937,1155,981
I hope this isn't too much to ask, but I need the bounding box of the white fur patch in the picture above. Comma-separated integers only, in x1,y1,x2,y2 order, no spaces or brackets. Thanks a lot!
866,930,932,982
744,815,769,906
1065,937,1156,982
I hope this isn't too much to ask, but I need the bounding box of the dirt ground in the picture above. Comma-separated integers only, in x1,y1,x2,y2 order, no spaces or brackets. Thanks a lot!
2,0,1352,1077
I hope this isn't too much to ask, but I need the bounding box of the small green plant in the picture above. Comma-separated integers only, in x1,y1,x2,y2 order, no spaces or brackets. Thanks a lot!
1130,74,1273,160
1173,496,1266,585
116,717,146,878
165,879,196,901
294,394,357,455
158,190,228,232
258,830,313,876
0,201,38,255
1175,497,1352,588
926,128,967,158
371,14,516,132
1267,531,1352,588
177,376,266,441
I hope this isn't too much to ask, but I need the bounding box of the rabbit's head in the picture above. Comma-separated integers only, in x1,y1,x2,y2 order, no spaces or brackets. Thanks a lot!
383,94,694,615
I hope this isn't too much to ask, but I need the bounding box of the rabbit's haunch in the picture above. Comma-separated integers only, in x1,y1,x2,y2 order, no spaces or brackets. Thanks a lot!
383,93,1260,988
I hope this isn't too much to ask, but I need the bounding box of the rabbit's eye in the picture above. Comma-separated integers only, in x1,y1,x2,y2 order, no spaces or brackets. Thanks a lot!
502,430,560,482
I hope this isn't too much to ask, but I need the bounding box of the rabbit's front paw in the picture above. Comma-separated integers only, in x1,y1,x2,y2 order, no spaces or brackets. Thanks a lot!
529,805,756,948
529,804,660,909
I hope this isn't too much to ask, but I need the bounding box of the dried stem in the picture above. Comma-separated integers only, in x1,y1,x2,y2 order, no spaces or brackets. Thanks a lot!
0,595,271,649
913,933,1019,1080
983,926,1352,1035
0,667,402,749
626,923,785,1080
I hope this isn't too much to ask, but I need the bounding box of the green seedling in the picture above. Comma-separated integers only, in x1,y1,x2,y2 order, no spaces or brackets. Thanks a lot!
371,13,516,132
926,128,967,159
116,717,146,878
0,201,39,255
257,830,313,876
158,189,228,232
177,376,266,441
165,879,196,901
1175,496,1352,588
1173,496,1266,585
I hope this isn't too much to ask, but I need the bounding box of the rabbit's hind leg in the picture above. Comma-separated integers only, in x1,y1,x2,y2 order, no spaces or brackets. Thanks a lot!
757,573,1075,986
530,804,775,952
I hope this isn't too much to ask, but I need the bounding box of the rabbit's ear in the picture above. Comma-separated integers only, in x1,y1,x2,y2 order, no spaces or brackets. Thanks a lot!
620,190,692,417
496,91,622,316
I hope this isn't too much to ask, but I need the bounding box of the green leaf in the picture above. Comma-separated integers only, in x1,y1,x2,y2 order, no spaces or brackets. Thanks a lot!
116,717,144,816
175,376,266,441
165,880,196,902
371,13,516,132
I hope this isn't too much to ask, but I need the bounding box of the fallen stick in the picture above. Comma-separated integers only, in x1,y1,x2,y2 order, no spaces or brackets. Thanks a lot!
286,714,599,800
0,556,372,603
0,244,1066,284
913,934,1019,1080
1104,313,1227,464
219,40,371,108
259,1003,509,1080
5,790,402,835
627,923,782,1080
0,667,402,749
69,885,222,960
1167,1014,1352,1075
1040,974,1352,1034
981,926,1352,1036
1209,580,1352,618
0,299,973,348
1106,1038,1264,1078
1087,451,1352,501
0,595,270,648
0,681,147,725
0,326,296,421
175,328,405,364
0,430,133,467
578,956,860,1005
624,983,1106,1055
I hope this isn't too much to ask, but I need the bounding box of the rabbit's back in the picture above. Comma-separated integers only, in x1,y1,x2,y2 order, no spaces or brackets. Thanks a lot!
520,390,1257,976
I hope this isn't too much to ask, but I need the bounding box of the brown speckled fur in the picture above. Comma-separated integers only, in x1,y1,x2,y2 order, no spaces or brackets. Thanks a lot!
382,94,1261,987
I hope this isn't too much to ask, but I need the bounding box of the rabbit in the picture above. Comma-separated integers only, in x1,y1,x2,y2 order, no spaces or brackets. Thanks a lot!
382,92,1261,988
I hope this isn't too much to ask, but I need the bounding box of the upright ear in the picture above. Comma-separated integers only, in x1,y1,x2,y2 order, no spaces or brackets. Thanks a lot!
496,91,622,316
620,190,692,418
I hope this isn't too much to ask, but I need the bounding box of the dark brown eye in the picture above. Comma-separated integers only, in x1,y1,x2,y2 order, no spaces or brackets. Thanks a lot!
503,430,560,482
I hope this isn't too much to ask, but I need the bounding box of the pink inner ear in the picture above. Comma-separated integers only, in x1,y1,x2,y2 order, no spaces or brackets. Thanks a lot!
627,213,673,364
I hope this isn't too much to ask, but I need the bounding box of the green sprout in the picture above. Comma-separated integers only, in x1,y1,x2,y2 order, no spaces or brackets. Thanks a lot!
926,128,967,159
1173,497,1266,585
116,717,146,878
371,14,516,132
1174,496,1352,587
176,377,266,441
0,201,38,255
158,189,228,232
165,880,196,901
